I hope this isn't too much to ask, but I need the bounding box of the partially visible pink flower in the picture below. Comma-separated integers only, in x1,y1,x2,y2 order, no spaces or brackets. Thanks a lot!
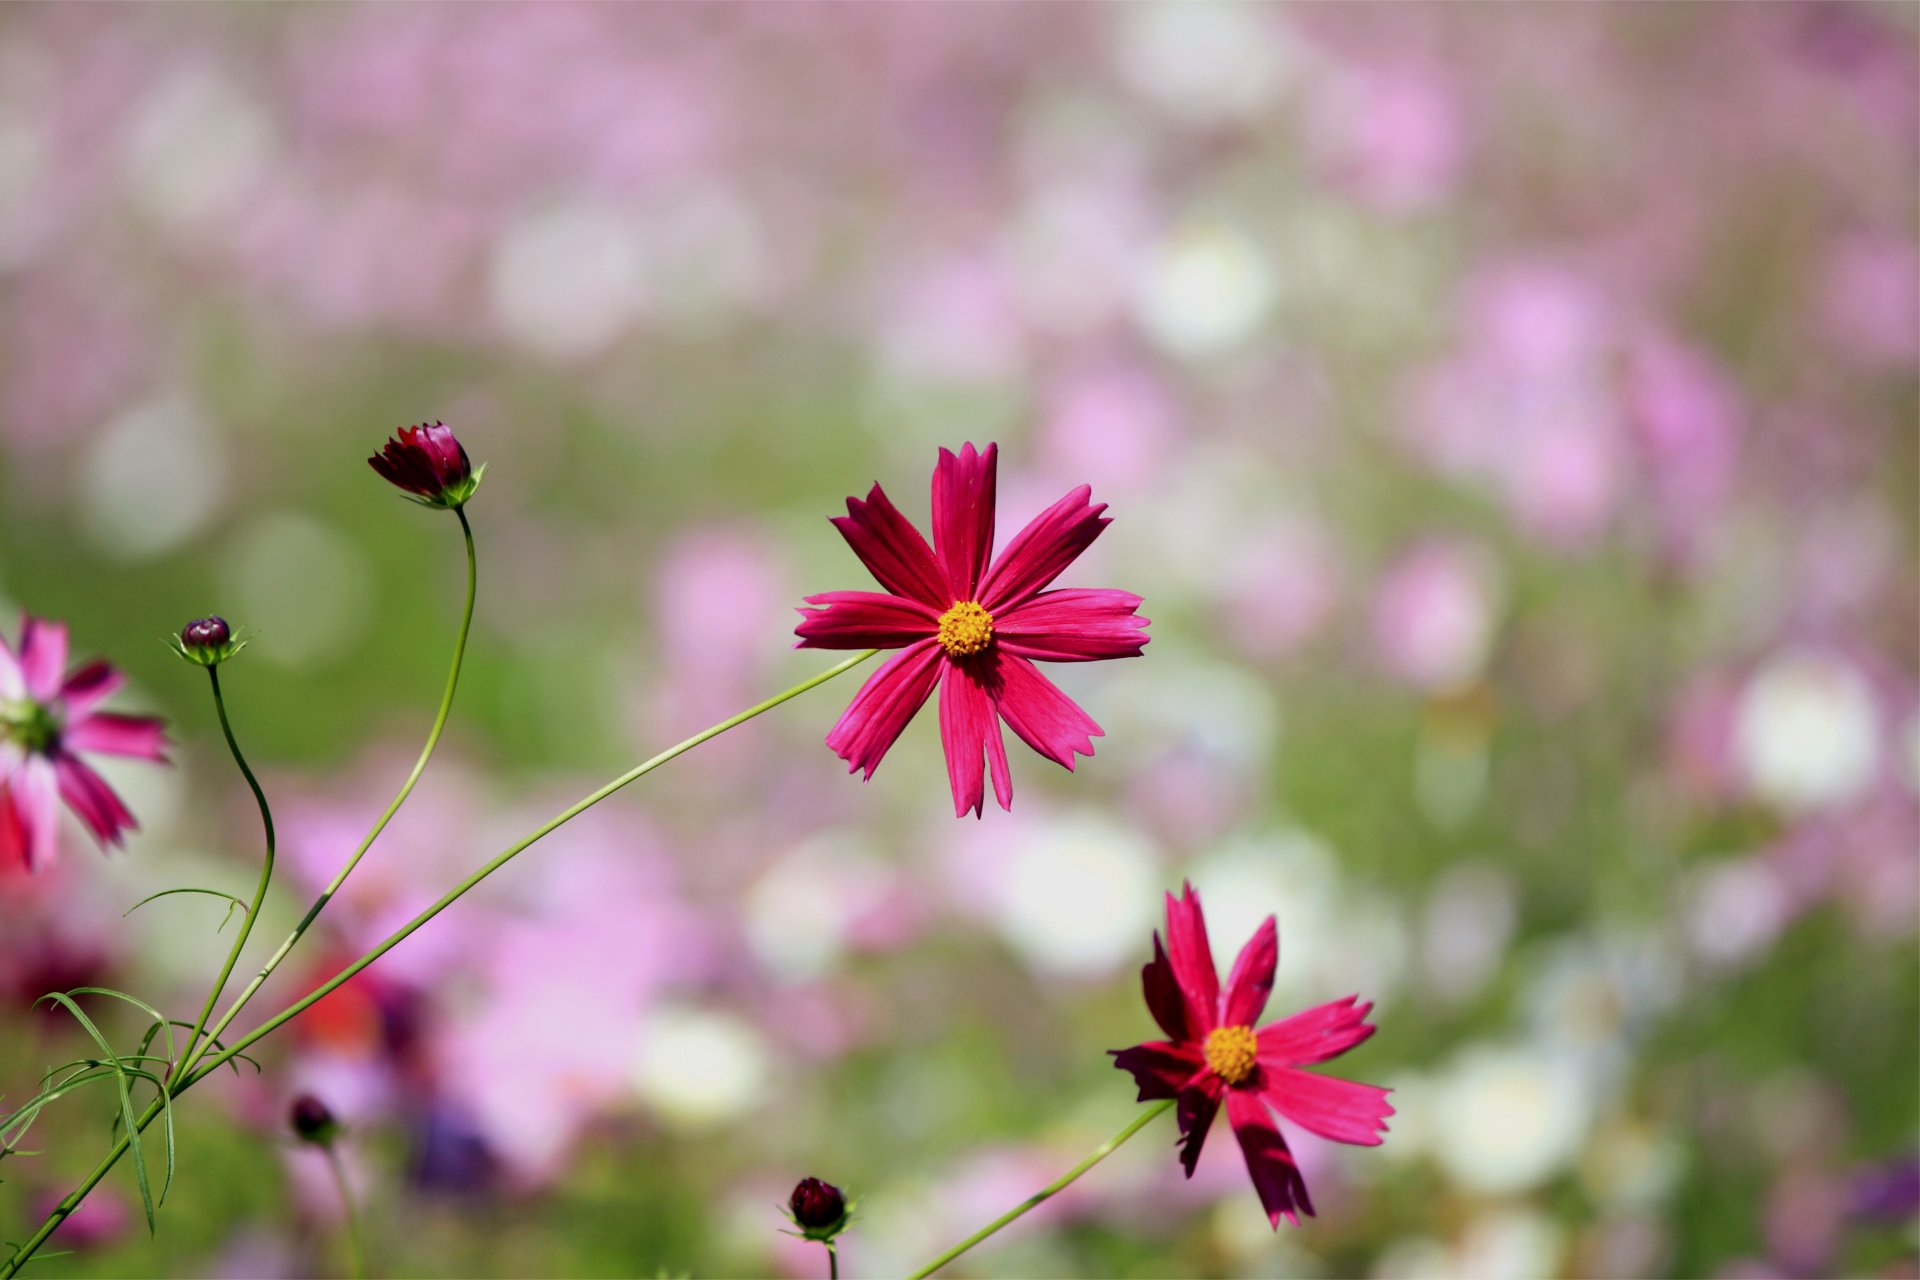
797,443,1148,817
1371,540,1500,693
0,616,168,872
1111,883,1392,1228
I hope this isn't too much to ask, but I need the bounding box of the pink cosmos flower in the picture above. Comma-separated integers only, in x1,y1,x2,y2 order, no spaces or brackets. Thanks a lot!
796,443,1148,817
0,616,168,872
1110,884,1393,1228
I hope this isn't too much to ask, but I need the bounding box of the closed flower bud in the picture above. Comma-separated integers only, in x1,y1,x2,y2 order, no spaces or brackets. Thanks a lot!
169,616,247,667
786,1177,851,1240
368,421,484,509
289,1094,339,1145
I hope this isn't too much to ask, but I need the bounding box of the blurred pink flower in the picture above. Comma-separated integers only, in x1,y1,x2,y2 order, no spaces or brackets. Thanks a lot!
1371,541,1500,693
1111,883,1392,1228
1,616,168,872
1306,62,1466,213
798,443,1148,817
1818,234,1919,369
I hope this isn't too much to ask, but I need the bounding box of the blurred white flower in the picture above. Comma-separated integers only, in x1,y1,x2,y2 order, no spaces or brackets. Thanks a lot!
489,197,644,359
1733,648,1880,813
122,67,272,231
1113,2,1292,125
992,811,1160,977
81,397,228,559
1420,863,1519,1006
1430,1043,1593,1195
745,831,889,981
1454,1208,1564,1280
1686,857,1789,968
1133,221,1278,358
632,1006,769,1128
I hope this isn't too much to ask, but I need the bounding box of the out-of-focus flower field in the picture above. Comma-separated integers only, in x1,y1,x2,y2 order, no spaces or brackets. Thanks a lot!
2,4,1916,1277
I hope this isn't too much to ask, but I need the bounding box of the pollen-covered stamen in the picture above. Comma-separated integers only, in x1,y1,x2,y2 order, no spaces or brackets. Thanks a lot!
936,600,994,658
1204,1024,1259,1086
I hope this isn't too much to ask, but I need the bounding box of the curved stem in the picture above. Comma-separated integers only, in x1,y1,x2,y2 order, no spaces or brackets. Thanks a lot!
185,508,478,1077
0,647,879,1278
324,1144,365,1280
903,1099,1175,1280
192,647,879,1081
176,665,276,1078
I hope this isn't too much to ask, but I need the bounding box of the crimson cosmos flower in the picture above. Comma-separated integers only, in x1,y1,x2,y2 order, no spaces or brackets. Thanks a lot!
368,421,483,508
0,616,168,872
1111,884,1393,1228
796,443,1147,817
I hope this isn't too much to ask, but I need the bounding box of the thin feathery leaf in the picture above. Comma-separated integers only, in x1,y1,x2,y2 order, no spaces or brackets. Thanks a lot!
35,993,155,1234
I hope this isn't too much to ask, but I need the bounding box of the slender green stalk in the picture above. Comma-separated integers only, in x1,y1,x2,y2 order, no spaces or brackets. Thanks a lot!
176,665,275,1078
903,1100,1175,1280
324,1144,365,1280
826,1240,838,1280
181,508,477,1080
0,648,877,1278
191,647,880,1080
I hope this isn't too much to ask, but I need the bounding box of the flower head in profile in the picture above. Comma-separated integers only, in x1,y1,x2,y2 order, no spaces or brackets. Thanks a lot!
1110,883,1393,1227
368,421,484,508
1,615,169,872
797,443,1148,817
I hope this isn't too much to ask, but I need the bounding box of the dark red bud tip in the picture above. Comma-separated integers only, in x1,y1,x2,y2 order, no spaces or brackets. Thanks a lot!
289,1094,338,1144
181,617,231,648
789,1177,846,1231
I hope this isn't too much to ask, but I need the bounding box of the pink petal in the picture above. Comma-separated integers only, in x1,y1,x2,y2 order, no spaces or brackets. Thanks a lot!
1263,1066,1394,1147
1109,1040,1204,1102
824,639,944,780
0,630,21,700
1143,933,1193,1041
1164,882,1221,1035
1223,916,1278,1028
795,591,939,650
979,484,1110,611
1257,996,1378,1067
0,756,59,872
1175,1074,1225,1177
1226,1090,1315,1227
58,661,125,720
829,485,951,608
54,756,136,847
63,713,169,762
931,442,997,603
988,652,1102,771
17,616,68,702
994,589,1150,663
938,661,1012,817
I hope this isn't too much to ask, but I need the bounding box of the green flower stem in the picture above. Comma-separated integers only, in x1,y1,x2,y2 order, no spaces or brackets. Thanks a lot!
903,1099,1176,1280
189,646,880,1083
0,647,878,1278
324,1144,366,1280
826,1240,839,1280
175,665,276,1080
180,507,477,1081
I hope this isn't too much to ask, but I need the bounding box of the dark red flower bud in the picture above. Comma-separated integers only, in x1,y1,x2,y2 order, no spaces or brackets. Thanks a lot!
289,1094,339,1145
788,1177,847,1233
368,421,483,509
170,615,246,667
181,617,230,648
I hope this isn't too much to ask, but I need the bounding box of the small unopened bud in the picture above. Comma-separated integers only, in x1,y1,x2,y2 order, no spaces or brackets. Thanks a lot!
182,617,230,648
170,616,247,667
289,1094,339,1145
785,1177,851,1241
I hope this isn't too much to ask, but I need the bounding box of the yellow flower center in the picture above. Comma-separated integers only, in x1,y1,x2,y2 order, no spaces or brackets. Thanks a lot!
937,600,994,658
1204,1025,1259,1086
